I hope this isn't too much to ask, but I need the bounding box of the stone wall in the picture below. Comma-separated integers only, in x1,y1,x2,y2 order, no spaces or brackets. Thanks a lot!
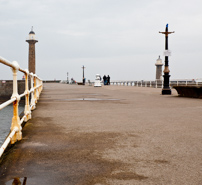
0,80,25,101
0,80,60,101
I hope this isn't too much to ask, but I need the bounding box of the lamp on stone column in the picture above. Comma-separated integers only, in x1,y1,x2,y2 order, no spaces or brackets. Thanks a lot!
159,24,174,95
26,27,38,74
155,56,163,81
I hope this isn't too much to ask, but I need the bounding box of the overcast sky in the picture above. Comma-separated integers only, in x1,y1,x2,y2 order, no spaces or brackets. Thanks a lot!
0,0,202,81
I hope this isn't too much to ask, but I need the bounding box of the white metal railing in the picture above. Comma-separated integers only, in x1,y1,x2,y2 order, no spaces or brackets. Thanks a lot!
110,80,202,88
110,80,163,88
0,56,43,158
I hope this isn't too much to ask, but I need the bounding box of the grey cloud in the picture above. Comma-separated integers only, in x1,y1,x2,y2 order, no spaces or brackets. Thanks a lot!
0,0,202,81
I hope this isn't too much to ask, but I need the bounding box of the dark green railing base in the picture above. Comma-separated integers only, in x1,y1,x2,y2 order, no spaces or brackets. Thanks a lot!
162,88,172,95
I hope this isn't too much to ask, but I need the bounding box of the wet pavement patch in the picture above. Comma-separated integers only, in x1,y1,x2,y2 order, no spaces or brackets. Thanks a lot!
0,115,147,184
63,98,120,101
111,172,148,180
0,124,148,184
40,98,120,102
154,159,169,164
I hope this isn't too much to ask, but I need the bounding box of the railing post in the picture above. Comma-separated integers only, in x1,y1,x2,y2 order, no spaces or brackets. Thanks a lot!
35,76,40,100
156,80,157,88
10,61,22,144
38,78,41,94
30,73,36,110
33,75,38,104
40,79,43,94
24,70,31,122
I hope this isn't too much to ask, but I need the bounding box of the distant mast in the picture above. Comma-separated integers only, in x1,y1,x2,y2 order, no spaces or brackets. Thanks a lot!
26,27,38,74
82,65,86,85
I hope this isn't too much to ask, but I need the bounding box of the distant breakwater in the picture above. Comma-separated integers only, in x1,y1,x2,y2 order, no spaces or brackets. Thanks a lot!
0,80,25,101
0,80,60,101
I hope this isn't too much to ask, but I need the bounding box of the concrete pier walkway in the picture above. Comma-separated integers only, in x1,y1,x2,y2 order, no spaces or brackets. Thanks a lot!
1,83,202,185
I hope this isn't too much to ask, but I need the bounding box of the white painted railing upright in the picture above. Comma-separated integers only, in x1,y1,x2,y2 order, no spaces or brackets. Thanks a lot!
24,69,31,122
10,61,22,144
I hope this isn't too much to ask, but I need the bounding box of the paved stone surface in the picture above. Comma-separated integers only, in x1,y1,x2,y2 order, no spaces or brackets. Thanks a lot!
0,83,202,184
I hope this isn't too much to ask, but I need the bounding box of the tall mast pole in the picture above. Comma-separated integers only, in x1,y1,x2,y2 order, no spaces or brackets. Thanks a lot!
159,24,174,95
82,65,86,85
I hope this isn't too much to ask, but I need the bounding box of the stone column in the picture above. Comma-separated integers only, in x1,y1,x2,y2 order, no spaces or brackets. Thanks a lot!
26,28,38,74
26,40,37,74
155,56,163,80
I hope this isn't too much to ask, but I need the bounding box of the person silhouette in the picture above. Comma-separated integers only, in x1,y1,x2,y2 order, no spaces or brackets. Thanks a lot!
107,75,110,85
103,75,107,85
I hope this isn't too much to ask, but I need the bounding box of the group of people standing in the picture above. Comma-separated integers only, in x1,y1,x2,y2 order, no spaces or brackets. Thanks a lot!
103,75,110,85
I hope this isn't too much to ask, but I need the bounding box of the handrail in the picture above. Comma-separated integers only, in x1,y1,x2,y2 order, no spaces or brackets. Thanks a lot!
0,98,16,110
0,56,43,158
110,80,202,88
0,127,18,157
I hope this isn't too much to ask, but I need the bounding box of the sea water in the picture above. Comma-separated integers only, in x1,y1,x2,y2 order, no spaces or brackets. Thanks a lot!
0,104,24,145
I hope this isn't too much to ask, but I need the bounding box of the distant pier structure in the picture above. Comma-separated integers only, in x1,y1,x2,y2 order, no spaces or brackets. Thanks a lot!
26,27,38,74
155,56,163,81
